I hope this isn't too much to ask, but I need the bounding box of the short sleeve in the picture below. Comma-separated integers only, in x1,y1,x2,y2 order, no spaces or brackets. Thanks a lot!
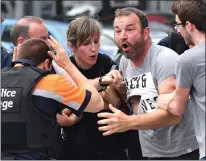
52,60,65,75
175,54,193,88
52,60,77,85
33,74,91,116
155,47,179,83
119,56,127,77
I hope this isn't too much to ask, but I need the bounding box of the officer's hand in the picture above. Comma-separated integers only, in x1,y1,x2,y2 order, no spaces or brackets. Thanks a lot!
47,35,71,68
62,108,72,116
56,108,82,127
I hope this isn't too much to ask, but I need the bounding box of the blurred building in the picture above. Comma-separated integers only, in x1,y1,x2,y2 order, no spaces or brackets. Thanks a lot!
1,0,173,19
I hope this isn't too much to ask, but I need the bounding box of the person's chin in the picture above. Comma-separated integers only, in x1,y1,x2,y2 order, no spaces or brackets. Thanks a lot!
88,59,97,65
185,41,192,47
123,51,133,59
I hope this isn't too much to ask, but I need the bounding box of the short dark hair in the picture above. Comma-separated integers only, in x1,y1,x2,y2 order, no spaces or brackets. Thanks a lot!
10,16,44,46
10,25,29,46
66,16,102,46
17,38,51,66
172,0,206,33
114,7,148,29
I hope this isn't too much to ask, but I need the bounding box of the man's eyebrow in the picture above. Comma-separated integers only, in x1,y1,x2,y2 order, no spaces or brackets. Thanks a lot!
125,23,134,27
114,23,134,29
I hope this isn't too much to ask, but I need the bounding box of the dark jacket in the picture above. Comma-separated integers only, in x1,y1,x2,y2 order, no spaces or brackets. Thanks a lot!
1,46,12,69
158,32,189,55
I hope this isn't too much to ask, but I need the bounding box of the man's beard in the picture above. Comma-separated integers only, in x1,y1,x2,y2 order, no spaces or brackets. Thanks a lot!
123,48,141,60
183,31,194,46
117,38,145,60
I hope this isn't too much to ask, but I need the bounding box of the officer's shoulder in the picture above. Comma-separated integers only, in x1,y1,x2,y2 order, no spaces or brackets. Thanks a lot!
40,74,66,82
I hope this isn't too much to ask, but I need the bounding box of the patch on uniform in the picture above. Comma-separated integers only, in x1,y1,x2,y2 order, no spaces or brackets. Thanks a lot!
1,87,23,112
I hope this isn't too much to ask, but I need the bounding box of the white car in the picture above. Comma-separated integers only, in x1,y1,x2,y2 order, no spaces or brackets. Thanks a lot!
66,4,101,17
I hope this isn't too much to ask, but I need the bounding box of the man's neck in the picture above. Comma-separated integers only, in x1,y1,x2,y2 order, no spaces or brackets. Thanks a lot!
131,38,152,67
193,31,205,46
14,64,24,67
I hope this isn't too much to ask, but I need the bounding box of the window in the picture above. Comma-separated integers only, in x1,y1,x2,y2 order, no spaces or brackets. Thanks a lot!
1,25,13,42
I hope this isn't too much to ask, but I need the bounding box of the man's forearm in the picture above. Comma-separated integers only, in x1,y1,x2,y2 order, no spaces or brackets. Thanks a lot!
167,99,184,117
128,109,182,130
157,87,190,117
62,62,104,109
57,62,102,90
63,63,90,87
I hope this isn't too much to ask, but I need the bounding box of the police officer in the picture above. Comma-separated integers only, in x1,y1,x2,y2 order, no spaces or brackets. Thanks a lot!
1,37,104,160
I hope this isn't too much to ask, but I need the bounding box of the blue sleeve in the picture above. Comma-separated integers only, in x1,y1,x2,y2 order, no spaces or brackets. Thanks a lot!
1,48,12,69
157,36,169,48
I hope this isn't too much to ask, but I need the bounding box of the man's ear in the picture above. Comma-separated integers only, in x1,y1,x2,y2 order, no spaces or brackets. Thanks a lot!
17,37,24,45
44,58,52,70
185,21,193,32
143,27,150,41
67,42,76,53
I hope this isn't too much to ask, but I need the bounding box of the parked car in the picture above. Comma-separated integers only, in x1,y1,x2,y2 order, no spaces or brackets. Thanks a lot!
102,23,171,64
66,4,101,17
101,24,170,55
1,18,71,54
1,18,118,59
145,12,176,26
100,30,119,60
148,21,174,34
102,21,173,39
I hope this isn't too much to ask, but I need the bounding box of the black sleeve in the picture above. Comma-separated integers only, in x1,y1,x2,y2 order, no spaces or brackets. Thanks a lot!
157,36,169,47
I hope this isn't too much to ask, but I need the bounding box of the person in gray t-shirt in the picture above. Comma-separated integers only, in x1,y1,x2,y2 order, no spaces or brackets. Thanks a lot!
97,7,199,159
157,1,205,159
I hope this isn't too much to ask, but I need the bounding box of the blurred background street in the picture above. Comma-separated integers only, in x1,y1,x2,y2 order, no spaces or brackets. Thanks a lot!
1,0,175,62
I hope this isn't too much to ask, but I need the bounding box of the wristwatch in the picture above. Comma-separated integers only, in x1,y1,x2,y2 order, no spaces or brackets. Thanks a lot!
99,76,108,91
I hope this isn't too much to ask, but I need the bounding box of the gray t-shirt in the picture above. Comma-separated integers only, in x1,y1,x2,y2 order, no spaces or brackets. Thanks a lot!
119,43,198,158
176,41,205,159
